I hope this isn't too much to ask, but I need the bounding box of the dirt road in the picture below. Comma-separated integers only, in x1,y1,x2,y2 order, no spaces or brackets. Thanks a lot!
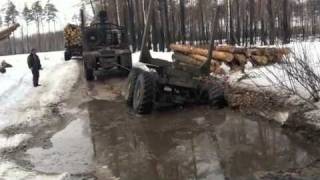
1,62,320,180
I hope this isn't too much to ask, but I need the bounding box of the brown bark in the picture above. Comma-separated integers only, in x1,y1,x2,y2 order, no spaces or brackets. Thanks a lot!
170,44,234,62
251,55,269,65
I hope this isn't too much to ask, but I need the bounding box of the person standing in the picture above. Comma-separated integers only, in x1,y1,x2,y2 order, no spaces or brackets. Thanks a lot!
27,48,42,87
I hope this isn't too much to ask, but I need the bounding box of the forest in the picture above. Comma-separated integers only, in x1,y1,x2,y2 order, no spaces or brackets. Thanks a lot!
0,0,319,55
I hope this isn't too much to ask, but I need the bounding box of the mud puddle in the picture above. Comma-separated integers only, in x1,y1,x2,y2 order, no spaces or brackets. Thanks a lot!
23,98,320,179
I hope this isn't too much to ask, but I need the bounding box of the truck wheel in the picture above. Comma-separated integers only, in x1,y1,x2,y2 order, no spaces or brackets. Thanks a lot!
133,72,155,114
208,82,227,108
84,63,94,81
125,68,142,107
64,51,71,61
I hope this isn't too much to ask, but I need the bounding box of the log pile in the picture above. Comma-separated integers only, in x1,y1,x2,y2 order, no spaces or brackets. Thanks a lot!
64,24,81,47
170,44,290,74
0,60,12,74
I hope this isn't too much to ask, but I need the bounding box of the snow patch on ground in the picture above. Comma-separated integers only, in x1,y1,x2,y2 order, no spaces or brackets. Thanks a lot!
0,51,80,131
0,161,70,180
131,51,173,69
231,42,320,94
0,134,32,150
228,41,320,128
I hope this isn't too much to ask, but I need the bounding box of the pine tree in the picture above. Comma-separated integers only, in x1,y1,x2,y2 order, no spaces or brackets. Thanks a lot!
5,0,19,54
31,1,43,50
23,4,33,52
44,1,58,32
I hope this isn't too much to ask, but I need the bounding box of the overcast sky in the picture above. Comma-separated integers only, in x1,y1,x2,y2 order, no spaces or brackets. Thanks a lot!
0,0,84,34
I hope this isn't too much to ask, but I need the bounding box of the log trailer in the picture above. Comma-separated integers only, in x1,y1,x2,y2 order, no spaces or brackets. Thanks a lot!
125,0,226,114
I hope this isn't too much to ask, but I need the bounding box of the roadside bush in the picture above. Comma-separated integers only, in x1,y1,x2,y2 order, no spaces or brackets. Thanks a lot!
260,44,320,108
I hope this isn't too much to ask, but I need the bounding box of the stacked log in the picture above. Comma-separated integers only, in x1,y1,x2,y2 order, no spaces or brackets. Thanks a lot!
170,44,290,73
64,24,81,47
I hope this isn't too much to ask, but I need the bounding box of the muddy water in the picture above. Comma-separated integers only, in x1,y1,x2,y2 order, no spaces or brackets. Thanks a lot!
87,100,320,179
25,99,320,179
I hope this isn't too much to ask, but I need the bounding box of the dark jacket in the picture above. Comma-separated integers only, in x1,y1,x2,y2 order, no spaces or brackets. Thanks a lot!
27,54,42,71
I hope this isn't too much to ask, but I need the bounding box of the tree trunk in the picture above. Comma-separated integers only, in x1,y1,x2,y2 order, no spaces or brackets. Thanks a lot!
267,0,275,45
249,0,255,45
127,0,136,51
282,0,291,44
179,0,186,44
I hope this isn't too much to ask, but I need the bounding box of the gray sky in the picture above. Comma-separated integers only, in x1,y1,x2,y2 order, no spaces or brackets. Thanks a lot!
0,0,84,34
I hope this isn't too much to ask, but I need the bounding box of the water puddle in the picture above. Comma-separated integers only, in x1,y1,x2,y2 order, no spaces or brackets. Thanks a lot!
24,118,94,174
87,100,320,180
24,100,320,179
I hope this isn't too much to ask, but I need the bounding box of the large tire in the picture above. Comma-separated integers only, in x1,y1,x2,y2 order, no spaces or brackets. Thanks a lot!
125,68,143,107
133,72,155,114
84,62,94,81
64,51,71,61
208,81,227,108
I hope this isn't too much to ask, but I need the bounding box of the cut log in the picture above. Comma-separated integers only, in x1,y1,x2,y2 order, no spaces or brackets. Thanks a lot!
173,53,221,73
64,24,82,46
234,54,247,65
216,45,247,54
170,44,234,62
212,51,234,62
173,53,203,66
251,55,269,65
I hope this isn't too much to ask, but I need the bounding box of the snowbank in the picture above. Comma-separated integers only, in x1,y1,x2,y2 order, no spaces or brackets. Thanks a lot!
227,41,320,139
0,134,32,150
0,51,80,139
0,161,70,180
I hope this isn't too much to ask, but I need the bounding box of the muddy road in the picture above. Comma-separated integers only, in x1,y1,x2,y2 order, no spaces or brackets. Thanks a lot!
2,65,320,180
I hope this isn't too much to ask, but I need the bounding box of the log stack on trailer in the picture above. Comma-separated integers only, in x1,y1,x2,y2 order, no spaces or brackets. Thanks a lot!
64,24,81,47
170,44,290,74
63,24,82,60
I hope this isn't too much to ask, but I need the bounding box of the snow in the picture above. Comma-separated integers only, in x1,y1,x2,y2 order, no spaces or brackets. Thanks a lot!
0,51,80,131
0,134,32,150
0,51,80,179
131,51,173,70
0,161,70,180
229,42,320,96
228,41,320,128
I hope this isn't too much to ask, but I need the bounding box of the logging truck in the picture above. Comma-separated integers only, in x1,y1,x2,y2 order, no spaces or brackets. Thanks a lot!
124,0,226,114
81,10,132,81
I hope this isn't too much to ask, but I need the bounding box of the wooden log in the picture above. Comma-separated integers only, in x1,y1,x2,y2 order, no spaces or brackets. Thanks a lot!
234,54,247,65
173,53,221,73
173,53,203,66
216,45,247,54
170,44,234,62
251,55,269,65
